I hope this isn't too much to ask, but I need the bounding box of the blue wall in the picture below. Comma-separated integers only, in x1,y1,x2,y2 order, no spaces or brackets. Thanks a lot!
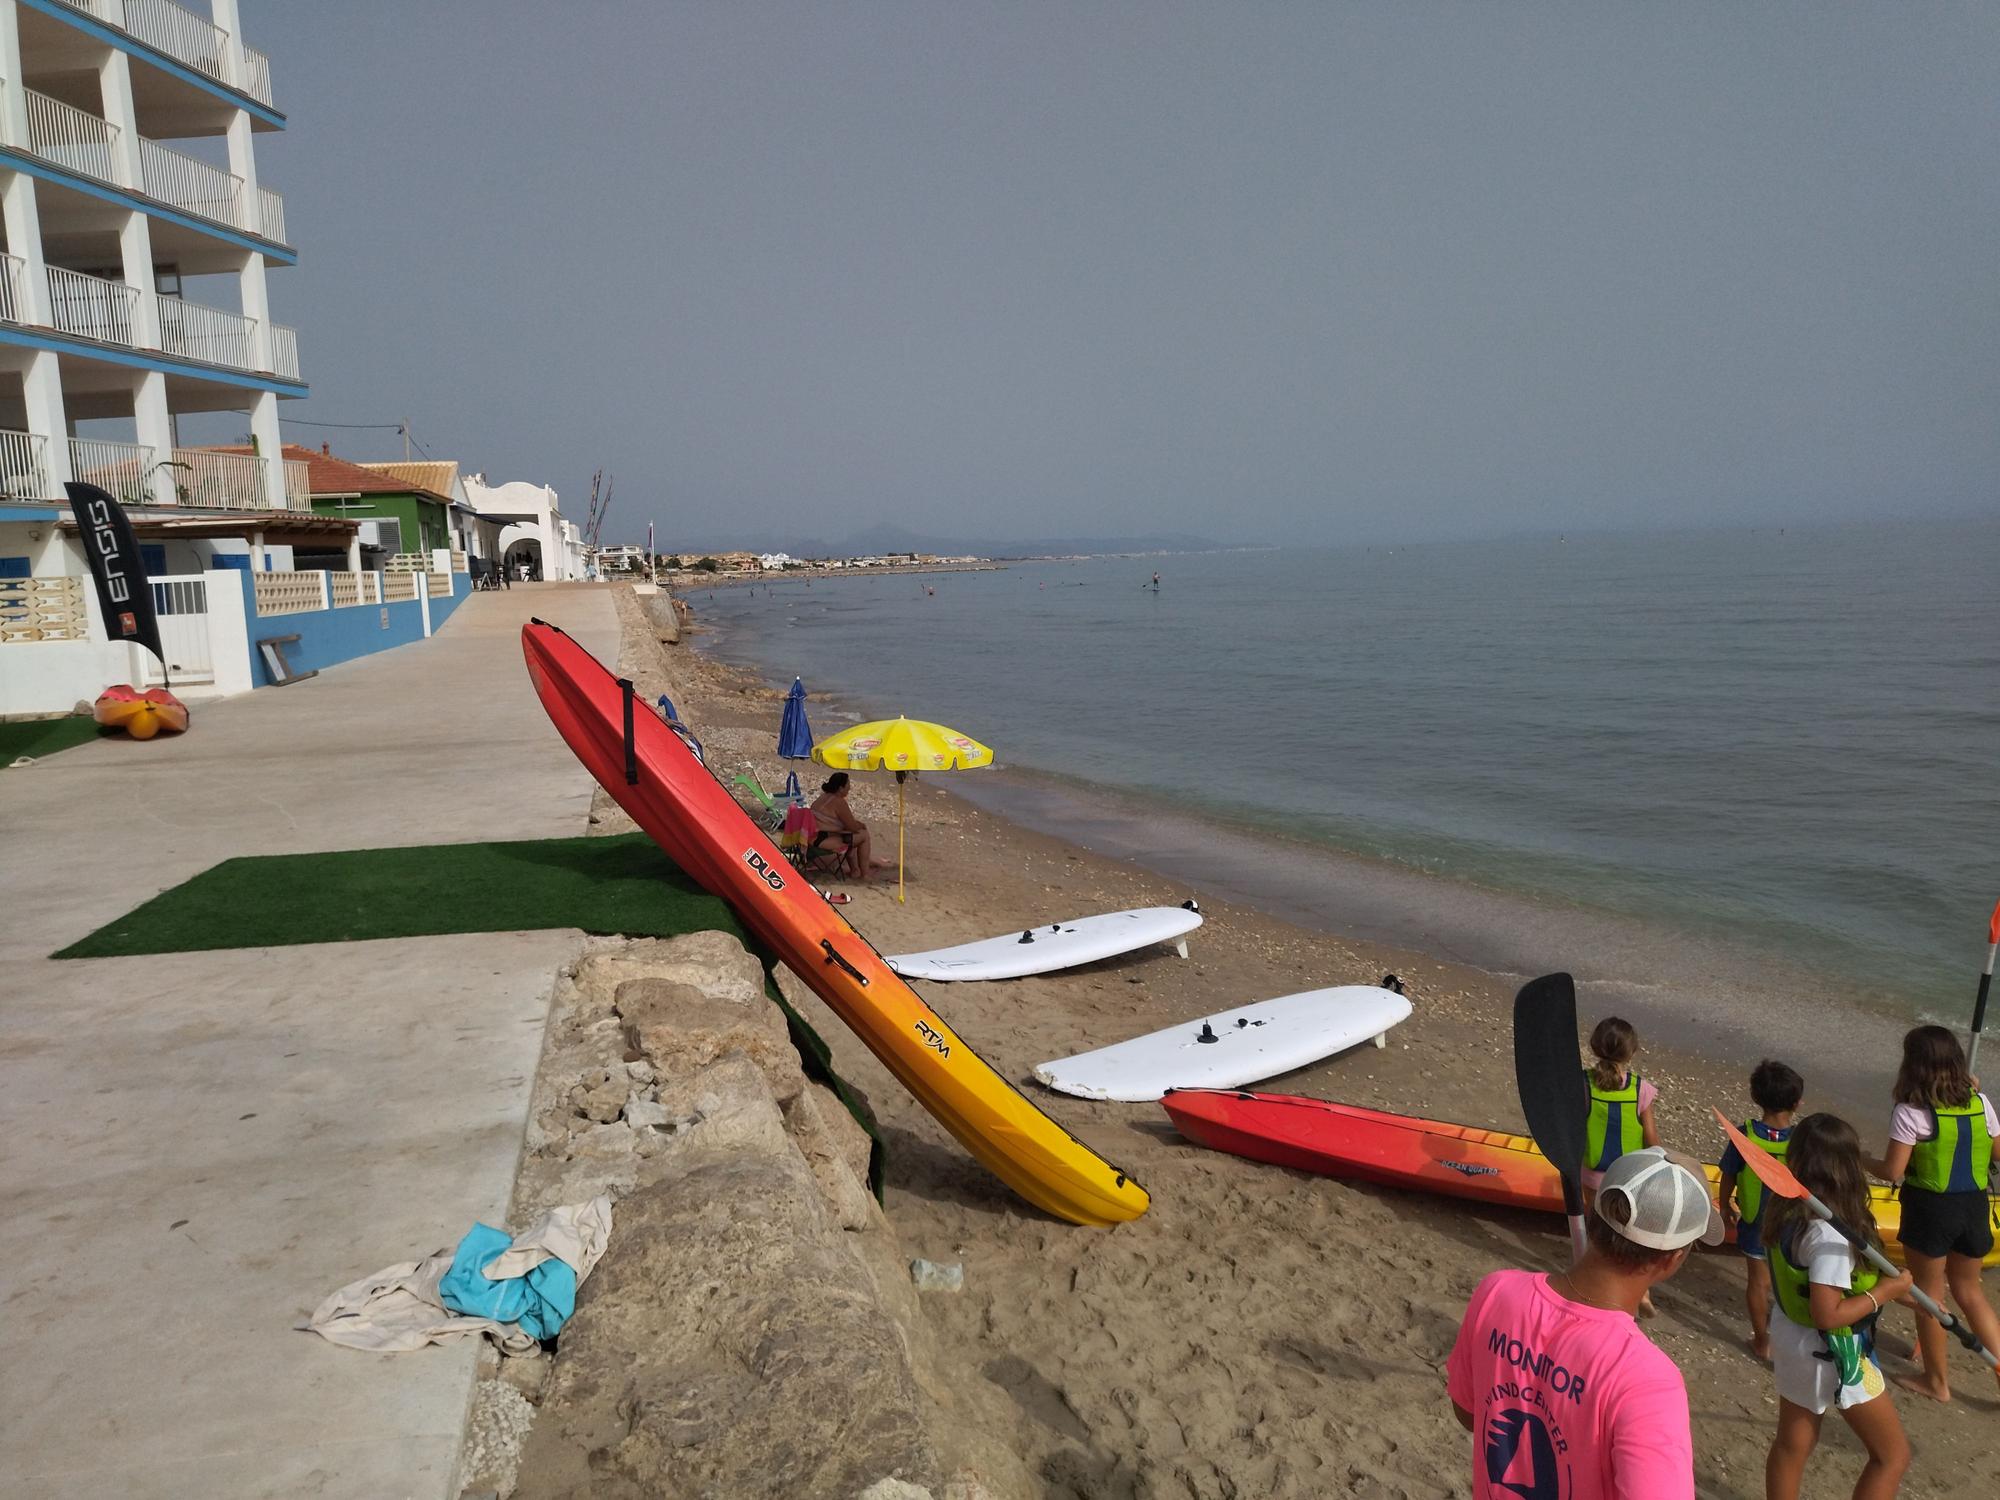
234,572,467,687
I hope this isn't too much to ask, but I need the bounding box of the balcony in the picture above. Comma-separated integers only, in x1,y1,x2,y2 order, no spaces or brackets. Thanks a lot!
0,252,25,324
173,445,270,509
59,437,298,511
47,265,142,347
66,1,277,109
281,455,308,507
69,434,158,498
16,86,288,243
157,295,254,369
0,428,55,500
270,322,299,381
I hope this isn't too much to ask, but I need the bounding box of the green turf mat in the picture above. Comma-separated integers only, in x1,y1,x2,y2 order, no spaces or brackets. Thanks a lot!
54,833,741,959
54,832,886,1196
1,716,103,765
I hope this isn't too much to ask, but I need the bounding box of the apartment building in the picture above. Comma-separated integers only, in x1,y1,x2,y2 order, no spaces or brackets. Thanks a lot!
0,0,303,513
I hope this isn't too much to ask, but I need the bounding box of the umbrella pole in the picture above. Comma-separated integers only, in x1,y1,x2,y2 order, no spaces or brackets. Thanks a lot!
898,777,906,903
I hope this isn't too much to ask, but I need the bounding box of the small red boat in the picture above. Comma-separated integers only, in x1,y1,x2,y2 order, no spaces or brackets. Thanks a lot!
92,684,188,740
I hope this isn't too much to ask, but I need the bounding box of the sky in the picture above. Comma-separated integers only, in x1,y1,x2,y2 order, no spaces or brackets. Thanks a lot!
236,2,1998,548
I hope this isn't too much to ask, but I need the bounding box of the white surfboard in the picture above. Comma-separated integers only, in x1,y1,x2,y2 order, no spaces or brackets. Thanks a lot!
1032,983,1413,1102
885,904,1203,982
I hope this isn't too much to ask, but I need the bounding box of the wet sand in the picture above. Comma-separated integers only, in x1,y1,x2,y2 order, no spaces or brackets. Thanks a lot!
673,624,2000,1499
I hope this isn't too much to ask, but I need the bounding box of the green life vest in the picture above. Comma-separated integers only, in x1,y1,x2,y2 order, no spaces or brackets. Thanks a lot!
1585,1069,1643,1172
1769,1222,1880,1334
1735,1119,1791,1224
1905,1099,1994,1195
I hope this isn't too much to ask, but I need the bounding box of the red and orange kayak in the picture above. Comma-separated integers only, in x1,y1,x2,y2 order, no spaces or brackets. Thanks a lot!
522,620,1147,1227
92,684,187,740
1162,1088,2000,1267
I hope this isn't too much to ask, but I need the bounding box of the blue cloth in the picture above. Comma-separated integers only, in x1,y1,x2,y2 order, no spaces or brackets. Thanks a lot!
778,677,815,760
436,1223,579,1341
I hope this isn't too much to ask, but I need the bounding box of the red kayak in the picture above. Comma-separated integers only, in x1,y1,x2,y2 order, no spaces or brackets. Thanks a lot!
1163,1089,1563,1212
1161,1088,2000,1266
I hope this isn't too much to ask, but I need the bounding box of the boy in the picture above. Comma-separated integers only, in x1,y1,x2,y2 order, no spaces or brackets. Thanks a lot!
1716,1059,1804,1359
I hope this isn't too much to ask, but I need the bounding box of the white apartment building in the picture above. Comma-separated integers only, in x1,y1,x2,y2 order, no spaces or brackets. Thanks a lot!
463,471,586,582
0,0,304,514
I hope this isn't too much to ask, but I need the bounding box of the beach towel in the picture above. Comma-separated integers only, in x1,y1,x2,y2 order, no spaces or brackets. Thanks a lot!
304,1197,612,1354
779,803,818,853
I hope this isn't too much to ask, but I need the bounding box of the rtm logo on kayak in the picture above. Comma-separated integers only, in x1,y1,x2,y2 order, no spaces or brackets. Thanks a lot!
914,1019,951,1058
743,849,786,892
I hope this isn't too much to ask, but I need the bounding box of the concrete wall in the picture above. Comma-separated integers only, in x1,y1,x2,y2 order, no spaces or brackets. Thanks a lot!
231,570,464,687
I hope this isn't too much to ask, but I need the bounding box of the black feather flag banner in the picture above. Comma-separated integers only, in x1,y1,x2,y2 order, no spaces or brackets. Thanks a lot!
65,481,164,672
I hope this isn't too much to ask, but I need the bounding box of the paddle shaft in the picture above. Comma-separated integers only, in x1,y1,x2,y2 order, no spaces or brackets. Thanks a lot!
1969,933,1996,1076
1797,1190,1999,1370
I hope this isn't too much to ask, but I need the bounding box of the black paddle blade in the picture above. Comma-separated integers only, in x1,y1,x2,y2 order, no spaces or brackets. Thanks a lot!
1514,972,1589,1214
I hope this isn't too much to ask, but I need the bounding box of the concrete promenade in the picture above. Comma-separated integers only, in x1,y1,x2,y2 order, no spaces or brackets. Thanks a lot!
0,586,618,1498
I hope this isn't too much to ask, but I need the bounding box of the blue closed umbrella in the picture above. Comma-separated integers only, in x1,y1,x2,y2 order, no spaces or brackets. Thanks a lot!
778,677,814,760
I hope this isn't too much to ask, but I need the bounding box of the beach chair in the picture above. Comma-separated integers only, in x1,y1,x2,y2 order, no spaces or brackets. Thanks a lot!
731,770,785,829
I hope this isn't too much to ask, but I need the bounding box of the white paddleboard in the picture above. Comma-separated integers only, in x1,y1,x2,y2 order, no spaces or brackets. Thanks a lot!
1032,983,1413,1102
885,904,1203,982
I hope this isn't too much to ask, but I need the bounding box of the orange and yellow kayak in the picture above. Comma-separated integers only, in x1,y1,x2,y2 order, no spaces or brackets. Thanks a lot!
1162,1089,2000,1267
522,620,1147,1226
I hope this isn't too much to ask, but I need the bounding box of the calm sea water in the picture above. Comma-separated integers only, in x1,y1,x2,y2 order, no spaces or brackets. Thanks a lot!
690,520,1999,1029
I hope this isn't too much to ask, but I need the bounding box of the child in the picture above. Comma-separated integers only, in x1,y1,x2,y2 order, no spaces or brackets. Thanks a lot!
1763,1113,1914,1500
1873,1024,2000,1402
1584,1017,1662,1312
1718,1059,1804,1360
1583,1017,1660,1186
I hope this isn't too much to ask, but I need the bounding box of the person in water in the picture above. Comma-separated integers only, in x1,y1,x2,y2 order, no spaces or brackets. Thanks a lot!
1763,1113,1915,1500
809,773,891,882
1446,1145,1720,1500
1718,1059,1805,1359
1869,1024,2000,1402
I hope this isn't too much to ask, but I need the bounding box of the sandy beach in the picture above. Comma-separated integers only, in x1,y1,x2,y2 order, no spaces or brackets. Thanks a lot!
655,600,1999,1500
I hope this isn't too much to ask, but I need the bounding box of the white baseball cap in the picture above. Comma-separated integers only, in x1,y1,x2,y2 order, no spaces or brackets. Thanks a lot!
1596,1146,1725,1250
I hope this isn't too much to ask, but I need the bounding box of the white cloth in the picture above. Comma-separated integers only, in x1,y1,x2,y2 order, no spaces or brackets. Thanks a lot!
1888,1092,1999,1145
1769,1222,1884,1414
303,1197,613,1354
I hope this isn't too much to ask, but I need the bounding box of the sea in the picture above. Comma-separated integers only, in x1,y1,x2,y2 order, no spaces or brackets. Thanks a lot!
687,518,1999,1076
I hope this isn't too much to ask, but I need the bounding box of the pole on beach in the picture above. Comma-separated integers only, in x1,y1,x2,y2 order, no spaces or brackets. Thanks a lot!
1714,1110,1999,1370
1513,972,1591,1265
1968,899,2000,1076
897,775,906,904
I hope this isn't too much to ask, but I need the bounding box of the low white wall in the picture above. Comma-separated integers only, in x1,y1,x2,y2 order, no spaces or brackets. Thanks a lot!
0,639,156,717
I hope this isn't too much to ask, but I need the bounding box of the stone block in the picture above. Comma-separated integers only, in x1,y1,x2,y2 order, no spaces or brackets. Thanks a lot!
616,975,803,1103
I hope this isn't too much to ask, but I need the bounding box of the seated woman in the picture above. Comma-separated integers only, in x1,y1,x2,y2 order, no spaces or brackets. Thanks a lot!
809,773,891,881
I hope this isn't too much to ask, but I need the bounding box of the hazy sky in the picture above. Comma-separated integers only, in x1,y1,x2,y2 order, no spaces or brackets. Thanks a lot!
242,2,1997,547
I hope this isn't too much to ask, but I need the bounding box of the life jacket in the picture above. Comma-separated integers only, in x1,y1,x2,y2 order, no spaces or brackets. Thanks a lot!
1771,1221,1880,1330
1734,1119,1791,1225
1905,1098,1994,1195
1585,1069,1643,1172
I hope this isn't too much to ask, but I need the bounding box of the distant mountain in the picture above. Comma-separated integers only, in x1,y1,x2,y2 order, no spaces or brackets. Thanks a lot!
649,522,1227,559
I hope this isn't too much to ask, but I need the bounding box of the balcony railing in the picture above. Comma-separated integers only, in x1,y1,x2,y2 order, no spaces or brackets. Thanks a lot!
174,446,272,510
24,87,123,187
282,456,310,507
138,136,242,227
70,437,160,501
157,295,255,369
47,266,142,347
123,0,230,85
0,429,55,501
0,252,25,324
270,323,300,381
57,1,276,107
257,184,286,244
241,45,274,108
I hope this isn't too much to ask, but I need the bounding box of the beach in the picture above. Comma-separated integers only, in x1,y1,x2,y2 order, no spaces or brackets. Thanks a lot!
661,591,1998,1500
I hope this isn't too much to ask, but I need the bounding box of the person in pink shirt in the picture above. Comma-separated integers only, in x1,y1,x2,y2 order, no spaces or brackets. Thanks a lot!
1447,1146,1723,1500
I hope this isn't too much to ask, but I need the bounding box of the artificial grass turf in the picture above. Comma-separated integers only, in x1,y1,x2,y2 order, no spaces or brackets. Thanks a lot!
55,832,745,959
57,830,887,1194
1,716,104,765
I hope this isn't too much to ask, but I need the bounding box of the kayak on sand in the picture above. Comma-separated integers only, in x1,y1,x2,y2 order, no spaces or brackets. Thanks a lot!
520,619,1148,1227
1160,1088,2000,1268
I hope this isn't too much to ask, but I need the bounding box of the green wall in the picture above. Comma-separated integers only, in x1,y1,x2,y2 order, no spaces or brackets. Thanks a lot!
309,492,451,554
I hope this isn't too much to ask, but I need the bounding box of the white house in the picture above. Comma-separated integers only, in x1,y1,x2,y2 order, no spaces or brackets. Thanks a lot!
758,551,795,569
463,472,585,582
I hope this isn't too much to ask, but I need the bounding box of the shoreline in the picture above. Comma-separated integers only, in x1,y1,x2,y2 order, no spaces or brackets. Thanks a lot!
685,600,1937,1123
654,591,1999,1498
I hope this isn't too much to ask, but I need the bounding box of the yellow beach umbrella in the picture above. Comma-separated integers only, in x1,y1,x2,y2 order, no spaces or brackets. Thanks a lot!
811,717,994,901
